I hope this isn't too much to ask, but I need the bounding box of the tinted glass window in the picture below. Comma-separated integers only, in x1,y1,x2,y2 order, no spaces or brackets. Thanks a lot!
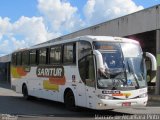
22,51,29,65
85,55,95,87
78,55,95,87
17,52,22,65
39,48,47,64
12,53,17,65
78,41,95,87
50,46,61,64
63,43,76,64
78,41,92,60
78,58,86,81
30,50,36,65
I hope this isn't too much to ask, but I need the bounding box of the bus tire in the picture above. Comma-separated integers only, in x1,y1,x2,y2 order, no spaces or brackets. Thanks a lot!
22,84,30,100
64,90,77,111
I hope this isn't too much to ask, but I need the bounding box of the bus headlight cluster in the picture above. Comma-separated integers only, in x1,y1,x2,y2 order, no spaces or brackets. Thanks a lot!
139,93,147,98
97,94,113,99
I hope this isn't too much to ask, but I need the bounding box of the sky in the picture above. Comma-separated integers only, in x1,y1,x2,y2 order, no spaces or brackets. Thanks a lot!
0,0,159,56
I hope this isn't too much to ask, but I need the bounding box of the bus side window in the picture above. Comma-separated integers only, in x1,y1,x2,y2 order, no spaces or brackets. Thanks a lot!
78,41,95,87
50,45,61,64
30,50,37,65
63,43,76,64
17,52,22,66
39,48,47,65
22,51,29,65
12,53,17,66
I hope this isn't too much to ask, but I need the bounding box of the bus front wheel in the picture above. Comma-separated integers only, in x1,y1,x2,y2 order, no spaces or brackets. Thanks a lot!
64,90,76,111
22,84,30,100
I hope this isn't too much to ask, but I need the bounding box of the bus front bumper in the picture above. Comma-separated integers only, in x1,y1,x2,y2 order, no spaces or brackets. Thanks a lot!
94,97,148,110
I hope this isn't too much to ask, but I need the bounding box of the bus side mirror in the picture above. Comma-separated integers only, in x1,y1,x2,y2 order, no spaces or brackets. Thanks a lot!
93,50,105,72
144,52,157,71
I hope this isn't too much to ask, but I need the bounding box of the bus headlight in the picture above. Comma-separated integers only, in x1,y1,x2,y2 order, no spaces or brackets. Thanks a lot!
139,93,147,98
97,94,113,99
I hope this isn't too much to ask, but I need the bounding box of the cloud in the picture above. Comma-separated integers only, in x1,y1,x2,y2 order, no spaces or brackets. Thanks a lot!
12,16,49,45
0,0,82,56
0,0,144,56
0,17,12,40
0,16,58,55
83,0,144,25
37,0,84,33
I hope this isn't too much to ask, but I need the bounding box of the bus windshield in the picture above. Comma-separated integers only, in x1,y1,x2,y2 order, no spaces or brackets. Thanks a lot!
93,41,147,90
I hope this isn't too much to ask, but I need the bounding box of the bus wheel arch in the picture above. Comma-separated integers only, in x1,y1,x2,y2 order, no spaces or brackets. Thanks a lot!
22,83,30,100
64,88,77,110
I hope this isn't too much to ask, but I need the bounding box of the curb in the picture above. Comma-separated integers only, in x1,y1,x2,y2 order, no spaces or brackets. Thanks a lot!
148,95,160,101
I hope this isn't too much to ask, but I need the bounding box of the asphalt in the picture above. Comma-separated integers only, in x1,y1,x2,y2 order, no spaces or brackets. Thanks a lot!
0,81,160,120
0,80,160,102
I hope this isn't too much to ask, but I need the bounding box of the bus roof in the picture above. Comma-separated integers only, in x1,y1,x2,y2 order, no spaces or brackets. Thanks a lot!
14,35,139,52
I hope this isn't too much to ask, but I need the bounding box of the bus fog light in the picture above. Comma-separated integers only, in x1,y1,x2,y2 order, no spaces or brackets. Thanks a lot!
139,93,147,98
98,103,103,106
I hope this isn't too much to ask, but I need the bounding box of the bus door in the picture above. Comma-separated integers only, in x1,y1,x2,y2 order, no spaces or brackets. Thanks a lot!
78,41,96,108
76,77,87,107
84,55,96,108
78,54,96,108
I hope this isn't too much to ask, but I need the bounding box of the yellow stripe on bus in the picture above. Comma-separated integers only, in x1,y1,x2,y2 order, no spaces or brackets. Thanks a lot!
43,80,59,91
11,67,21,78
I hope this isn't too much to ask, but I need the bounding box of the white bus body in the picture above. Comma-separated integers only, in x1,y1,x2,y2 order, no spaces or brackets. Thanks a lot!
11,36,157,110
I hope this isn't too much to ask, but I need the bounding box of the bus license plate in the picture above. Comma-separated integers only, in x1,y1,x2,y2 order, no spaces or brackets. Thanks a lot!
122,102,131,107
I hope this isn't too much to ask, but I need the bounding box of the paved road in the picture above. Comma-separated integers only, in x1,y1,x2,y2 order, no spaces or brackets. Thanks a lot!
0,82,160,120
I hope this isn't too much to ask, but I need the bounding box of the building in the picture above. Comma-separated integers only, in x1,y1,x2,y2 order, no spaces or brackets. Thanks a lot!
0,5,160,94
